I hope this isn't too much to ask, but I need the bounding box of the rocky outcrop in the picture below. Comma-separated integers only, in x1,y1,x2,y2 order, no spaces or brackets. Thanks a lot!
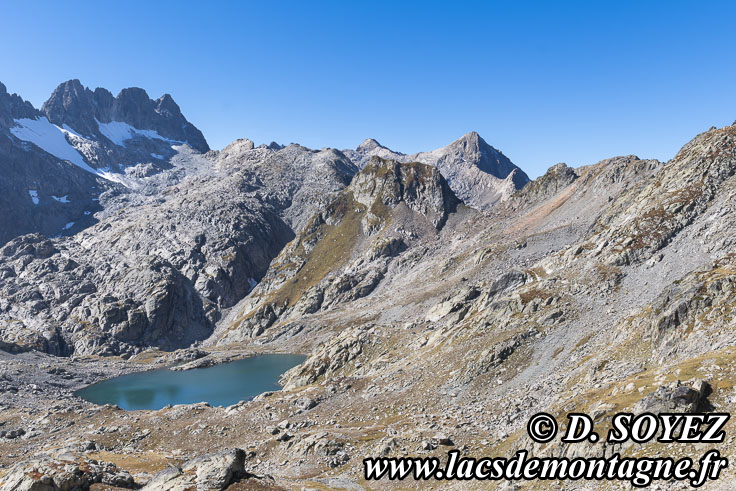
281,325,373,389
511,162,578,206
214,142,358,231
634,379,711,413
351,158,460,229
0,452,135,490
143,448,253,490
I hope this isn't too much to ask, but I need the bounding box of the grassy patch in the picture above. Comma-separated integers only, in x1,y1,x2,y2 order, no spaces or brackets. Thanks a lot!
87,450,176,475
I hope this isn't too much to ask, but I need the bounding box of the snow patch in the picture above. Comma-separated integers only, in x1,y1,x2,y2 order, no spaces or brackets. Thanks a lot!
84,211,91,215
248,277,258,292
10,117,98,174
62,222,75,230
61,124,83,138
51,195,70,203
151,153,164,159
97,119,178,147
96,167,130,188
28,190,39,205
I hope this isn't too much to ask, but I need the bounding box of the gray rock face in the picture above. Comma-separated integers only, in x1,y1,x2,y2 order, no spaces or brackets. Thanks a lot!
214,141,357,231
634,380,710,413
282,325,372,389
510,162,578,206
344,132,529,209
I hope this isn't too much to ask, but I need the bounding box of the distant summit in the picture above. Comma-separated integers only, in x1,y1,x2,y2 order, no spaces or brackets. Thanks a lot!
344,132,529,209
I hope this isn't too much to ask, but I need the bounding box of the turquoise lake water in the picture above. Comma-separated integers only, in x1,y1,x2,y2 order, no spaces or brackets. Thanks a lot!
74,354,306,410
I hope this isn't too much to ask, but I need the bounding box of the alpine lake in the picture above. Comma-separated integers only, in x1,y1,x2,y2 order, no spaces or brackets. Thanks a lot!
75,354,306,410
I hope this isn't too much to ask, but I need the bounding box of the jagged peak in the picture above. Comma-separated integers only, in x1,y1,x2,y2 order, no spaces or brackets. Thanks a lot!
548,162,572,173
51,79,86,95
0,81,36,111
220,138,255,155
35,79,210,152
116,86,151,102
155,93,182,116
42,80,93,111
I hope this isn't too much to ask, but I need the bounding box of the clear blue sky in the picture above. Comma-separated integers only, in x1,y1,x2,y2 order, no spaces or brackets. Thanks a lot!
2,0,735,177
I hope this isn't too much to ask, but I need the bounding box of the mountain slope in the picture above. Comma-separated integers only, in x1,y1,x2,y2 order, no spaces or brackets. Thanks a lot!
0,82,104,245
214,157,463,346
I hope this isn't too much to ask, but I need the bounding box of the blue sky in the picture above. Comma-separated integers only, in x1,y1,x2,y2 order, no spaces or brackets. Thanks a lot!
1,0,735,177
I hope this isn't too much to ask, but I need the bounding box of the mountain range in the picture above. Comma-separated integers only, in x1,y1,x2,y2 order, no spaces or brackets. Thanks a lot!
1,80,735,489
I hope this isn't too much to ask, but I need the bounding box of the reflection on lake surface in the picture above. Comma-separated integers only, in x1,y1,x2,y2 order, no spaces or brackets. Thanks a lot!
75,354,306,410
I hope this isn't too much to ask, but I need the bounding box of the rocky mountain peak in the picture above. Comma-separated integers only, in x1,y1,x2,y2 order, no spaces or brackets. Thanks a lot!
457,130,481,145
41,79,99,135
356,138,388,153
155,93,182,117
346,131,530,209
444,131,529,184
40,80,210,152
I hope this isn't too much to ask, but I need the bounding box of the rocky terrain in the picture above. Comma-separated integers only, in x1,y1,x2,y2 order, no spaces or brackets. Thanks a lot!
1,80,736,490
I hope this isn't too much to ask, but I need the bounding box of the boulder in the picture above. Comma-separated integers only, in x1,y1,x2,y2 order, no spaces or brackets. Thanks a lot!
143,448,248,491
